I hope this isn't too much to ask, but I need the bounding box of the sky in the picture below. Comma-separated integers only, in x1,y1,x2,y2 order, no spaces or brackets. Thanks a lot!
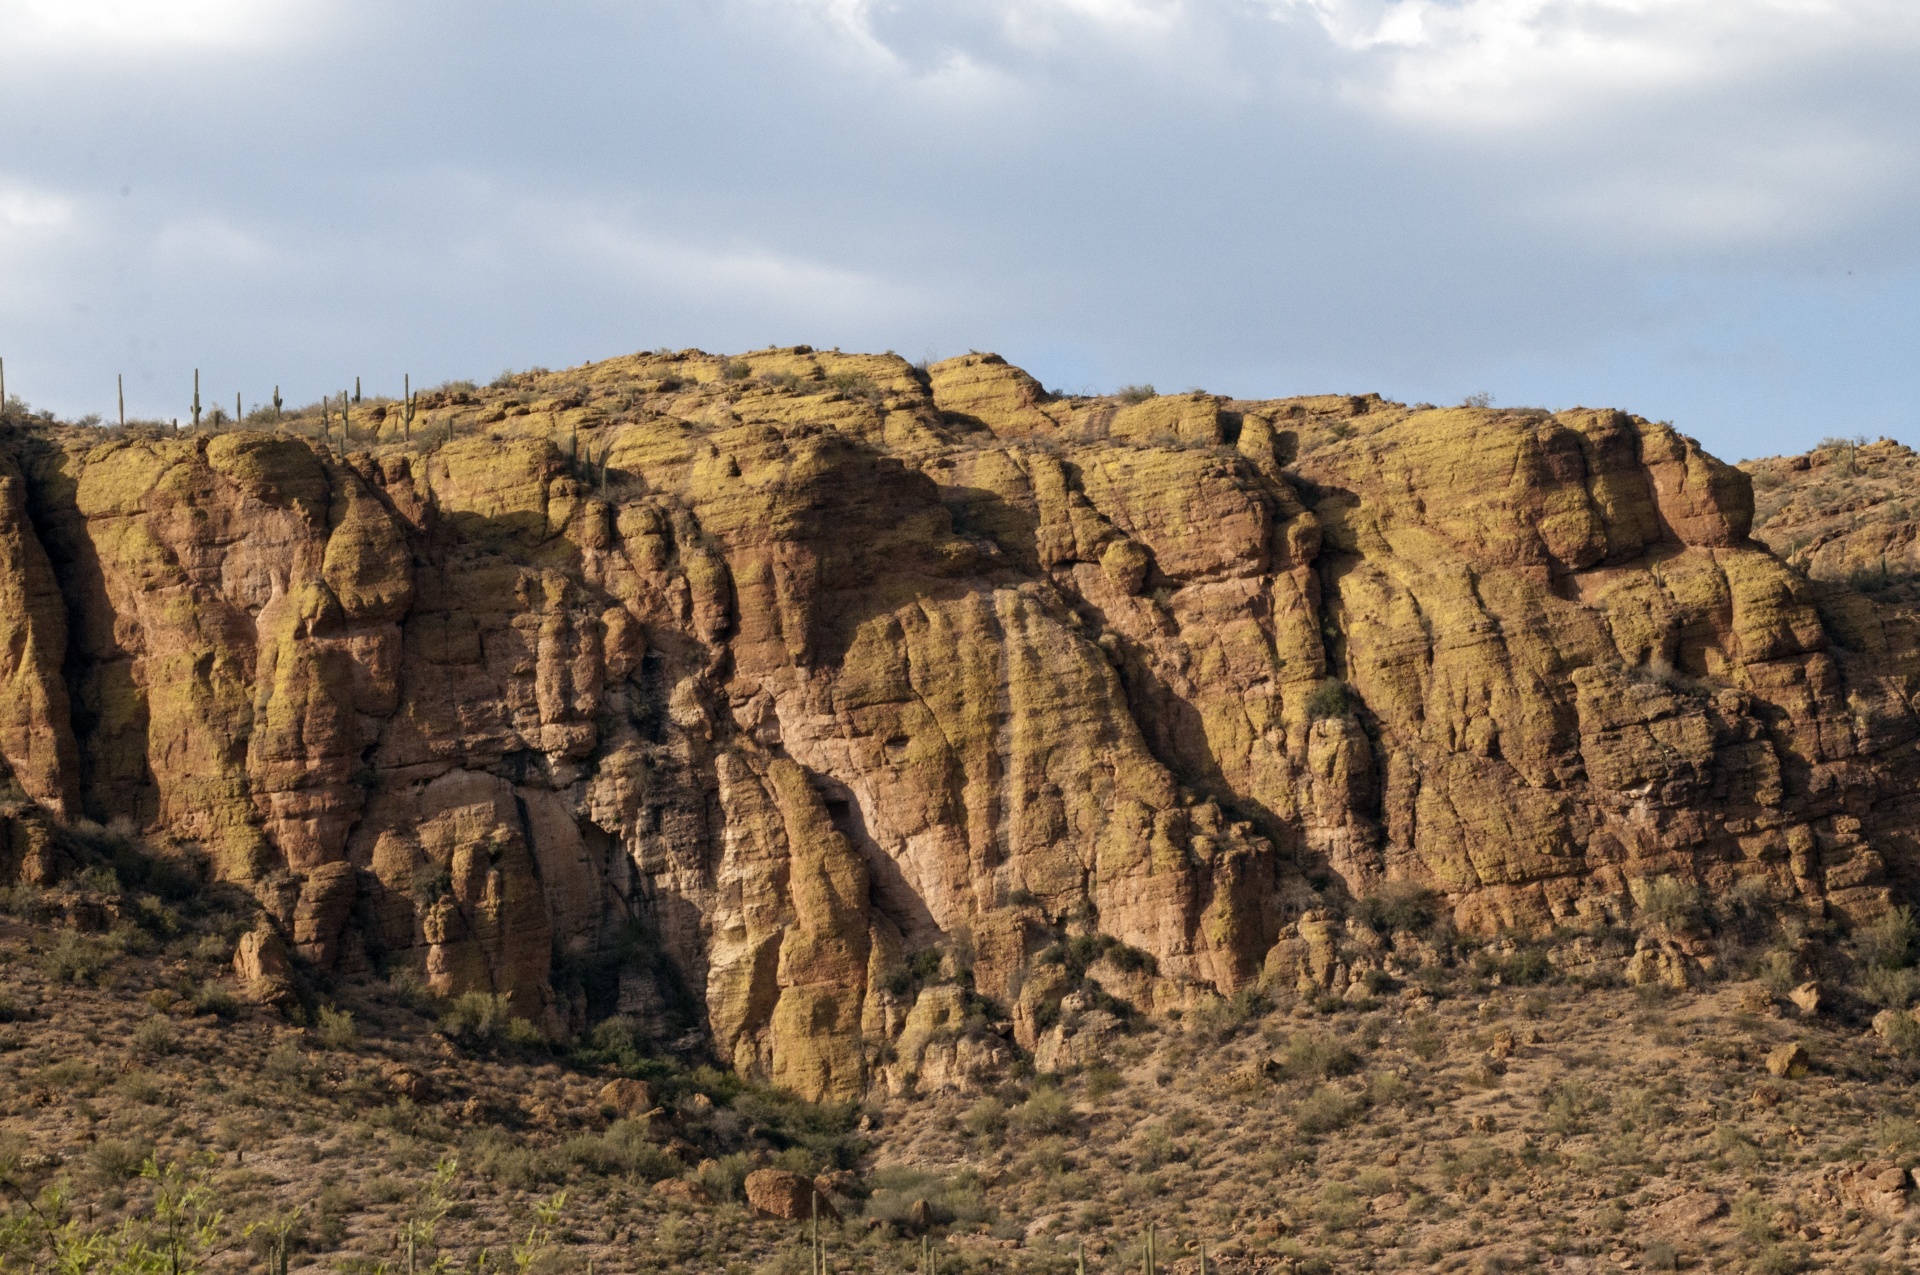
1,0,1917,460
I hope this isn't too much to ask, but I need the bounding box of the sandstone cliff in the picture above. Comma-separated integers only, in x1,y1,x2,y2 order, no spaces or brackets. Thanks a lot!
0,350,1914,1100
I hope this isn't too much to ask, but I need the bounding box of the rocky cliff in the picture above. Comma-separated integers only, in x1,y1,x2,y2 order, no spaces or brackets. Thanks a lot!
0,349,1914,1100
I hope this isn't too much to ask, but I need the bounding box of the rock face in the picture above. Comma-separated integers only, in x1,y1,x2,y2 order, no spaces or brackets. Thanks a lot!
0,349,1918,1100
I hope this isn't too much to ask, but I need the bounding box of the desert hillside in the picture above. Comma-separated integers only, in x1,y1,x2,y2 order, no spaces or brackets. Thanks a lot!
2,351,1920,1273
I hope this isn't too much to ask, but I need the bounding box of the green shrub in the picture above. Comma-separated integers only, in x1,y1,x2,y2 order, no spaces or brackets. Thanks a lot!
40,930,119,984
1116,385,1157,406
1861,965,1919,1010
1283,1033,1361,1080
962,1098,1008,1138
1861,907,1918,970
1293,1086,1359,1136
562,1120,681,1181
86,1138,151,1183
1010,1087,1075,1137
191,983,240,1019
131,1015,178,1057
316,1005,358,1048
1636,875,1702,931
439,992,543,1049
1354,881,1440,935
1304,678,1351,721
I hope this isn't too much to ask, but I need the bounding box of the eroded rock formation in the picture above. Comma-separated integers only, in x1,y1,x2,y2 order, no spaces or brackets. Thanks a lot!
0,348,1913,1099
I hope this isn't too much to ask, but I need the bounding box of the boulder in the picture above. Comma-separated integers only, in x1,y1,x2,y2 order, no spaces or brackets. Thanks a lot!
653,1178,713,1208
597,1077,653,1117
745,1169,838,1221
233,928,294,1004
1648,1191,1727,1234
381,1062,432,1102
1837,1161,1911,1220
1788,981,1821,1015
1766,1041,1809,1078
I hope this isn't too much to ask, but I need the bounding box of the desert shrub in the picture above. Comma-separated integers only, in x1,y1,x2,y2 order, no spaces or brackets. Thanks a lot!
728,1086,864,1170
1304,678,1351,721
562,1120,681,1181
439,992,544,1049
463,1127,565,1190
1541,1080,1608,1135
1862,965,1919,1010
1405,1015,1445,1061
721,360,751,381
826,371,881,400
1755,949,1799,997
1082,1064,1122,1099
1884,1011,1920,1057
962,1098,1008,1138
191,983,240,1018
863,1167,991,1229
40,930,119,984
1636,875,1703,931
86,1138,152,1183
1353,881,1440,935
1283,1032,1361,1080
695,1152,754,1202
1293,1086,1359,1136
1010,1087,1075,1137
315,1005,358,1048
1861,907,1918,970
130,1015,178,1057
1116,385,1157,405
264,1038,315,1088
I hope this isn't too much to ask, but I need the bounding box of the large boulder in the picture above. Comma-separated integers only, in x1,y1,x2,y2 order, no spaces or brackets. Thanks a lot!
745,1169,838,1221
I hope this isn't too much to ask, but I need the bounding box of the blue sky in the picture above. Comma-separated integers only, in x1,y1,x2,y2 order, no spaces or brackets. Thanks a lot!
2,0,1917,459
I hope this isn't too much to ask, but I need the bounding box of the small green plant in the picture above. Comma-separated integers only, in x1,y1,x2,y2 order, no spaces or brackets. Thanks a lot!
315,1005,358,1049
1861,906,1918,969
1304,678,1351,721
721,359,752,381
1636,875,1702,931
1117,384,1157,405
131,1015,179,1057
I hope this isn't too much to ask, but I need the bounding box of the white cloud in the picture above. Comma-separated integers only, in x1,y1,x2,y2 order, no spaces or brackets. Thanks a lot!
0,182,76,234
1276,0,1920,129
0,0,316,56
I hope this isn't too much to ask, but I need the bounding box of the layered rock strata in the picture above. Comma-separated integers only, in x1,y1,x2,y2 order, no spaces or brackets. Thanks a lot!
0,349,1914,1099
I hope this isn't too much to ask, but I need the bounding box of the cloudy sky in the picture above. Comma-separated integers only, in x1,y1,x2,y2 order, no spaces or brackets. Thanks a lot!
2,0,1916,458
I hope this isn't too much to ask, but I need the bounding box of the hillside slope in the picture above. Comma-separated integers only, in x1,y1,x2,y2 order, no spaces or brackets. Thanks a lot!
0,350,1915,1106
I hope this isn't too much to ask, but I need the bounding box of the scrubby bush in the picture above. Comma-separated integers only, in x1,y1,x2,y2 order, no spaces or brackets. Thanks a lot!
130,1015,178,1057
316,1005,358,1048
439,992,544,1049
1293,1086,1359,1136
1282,1032,1362,1080
1116,385,1157,405
1861,907,1918,970
1353,880,1440,935
1009,1087,1075,1137
1637,875,1703,931
1304,678,1351,721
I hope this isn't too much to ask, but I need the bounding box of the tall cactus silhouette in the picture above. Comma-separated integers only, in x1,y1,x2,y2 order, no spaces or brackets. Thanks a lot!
192,368,202,429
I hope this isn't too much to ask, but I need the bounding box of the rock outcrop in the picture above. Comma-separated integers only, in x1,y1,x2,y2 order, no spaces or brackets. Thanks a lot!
0,349,1916,1100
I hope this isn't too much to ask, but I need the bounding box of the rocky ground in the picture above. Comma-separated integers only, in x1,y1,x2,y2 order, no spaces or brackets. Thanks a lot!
4,875,1920,1275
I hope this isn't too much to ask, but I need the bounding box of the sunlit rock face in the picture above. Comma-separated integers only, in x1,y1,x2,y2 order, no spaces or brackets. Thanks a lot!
0,348,1912,1099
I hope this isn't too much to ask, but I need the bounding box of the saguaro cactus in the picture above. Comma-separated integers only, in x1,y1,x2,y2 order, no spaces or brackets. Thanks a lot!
192,369,202,429
236,392,242,426
118,374,125,428
272,386,283,422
